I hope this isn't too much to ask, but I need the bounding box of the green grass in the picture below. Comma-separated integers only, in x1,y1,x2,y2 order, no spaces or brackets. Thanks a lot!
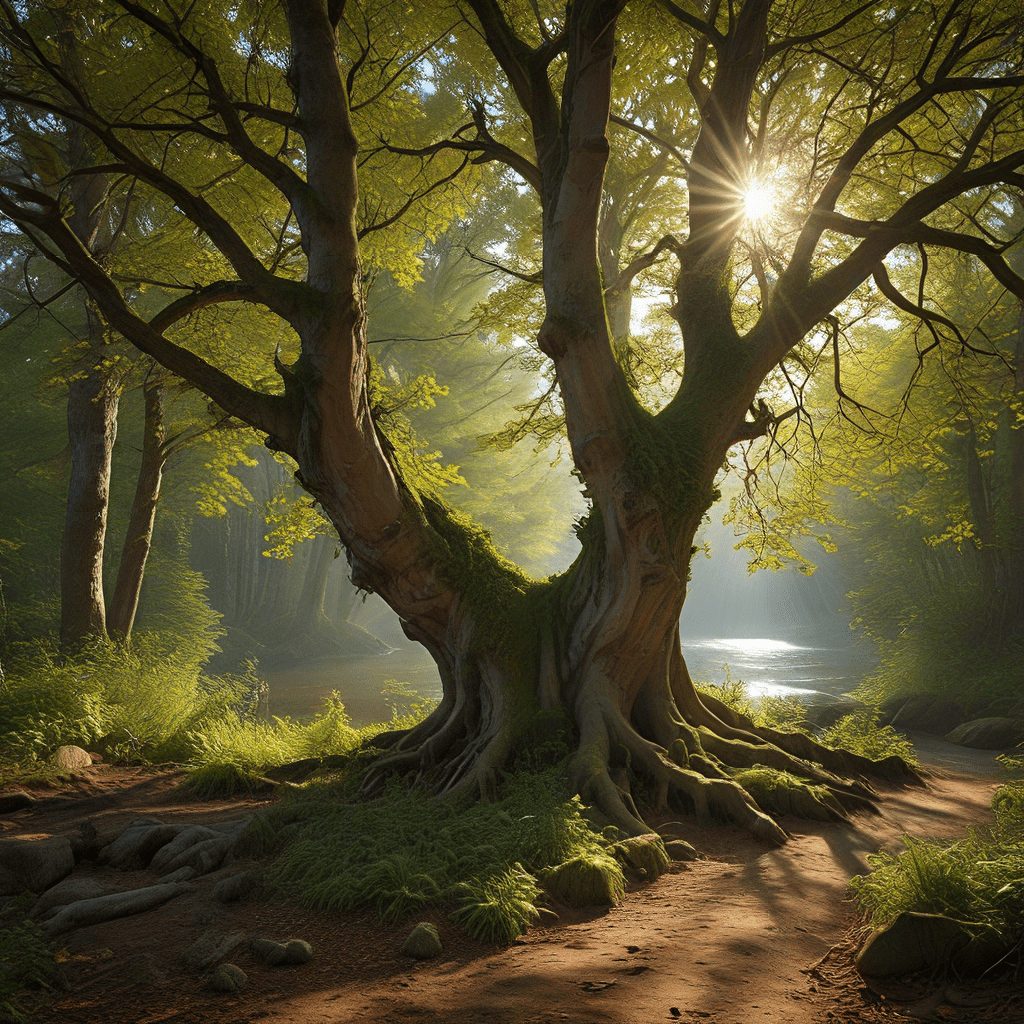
850,751,1024,946
696,672,917,764
258,765,627,942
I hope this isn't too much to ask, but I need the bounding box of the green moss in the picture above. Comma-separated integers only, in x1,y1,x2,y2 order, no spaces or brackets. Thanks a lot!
614,833,670,880
540,850,626,907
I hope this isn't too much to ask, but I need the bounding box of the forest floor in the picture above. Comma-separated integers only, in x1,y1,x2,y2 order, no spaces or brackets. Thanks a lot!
3,733,1021,1024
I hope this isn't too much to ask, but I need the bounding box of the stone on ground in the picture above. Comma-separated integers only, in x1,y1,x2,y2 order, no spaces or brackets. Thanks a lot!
945,718,1019,750
50,746,93,773
207,963,246,992
0,835,75,896
31,876,108,920
856,912,969,976
402,922,443,959
102,819,184,869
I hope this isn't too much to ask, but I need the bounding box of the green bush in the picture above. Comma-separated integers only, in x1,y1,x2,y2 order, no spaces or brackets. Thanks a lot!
850,751,1024,946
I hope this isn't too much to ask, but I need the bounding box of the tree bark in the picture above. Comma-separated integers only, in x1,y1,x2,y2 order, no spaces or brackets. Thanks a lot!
60,362,118,647
108,379,167,638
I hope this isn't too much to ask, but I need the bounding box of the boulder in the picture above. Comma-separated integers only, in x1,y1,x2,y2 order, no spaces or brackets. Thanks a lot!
157,834,234,877
0,836,75,896
880,695,966,736
213,870,259,904
252,938,289,966
42,881,192,937
952,929,1016,976
664,839,700,862
542,852,626,908
402,922,443,960
614,834,670,880
283,939,314,964
50,745,93,773
856,912,969,977
945,718,1019,750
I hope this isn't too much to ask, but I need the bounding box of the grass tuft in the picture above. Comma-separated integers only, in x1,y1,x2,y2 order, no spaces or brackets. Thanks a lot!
850,751,1024,946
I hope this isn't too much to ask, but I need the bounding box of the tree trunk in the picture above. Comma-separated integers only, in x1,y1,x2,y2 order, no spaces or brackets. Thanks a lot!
60,363,118,646
108,380,167,638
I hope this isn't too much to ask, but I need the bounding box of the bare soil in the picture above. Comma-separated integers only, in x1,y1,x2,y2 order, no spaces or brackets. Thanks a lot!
2,733,1021,1024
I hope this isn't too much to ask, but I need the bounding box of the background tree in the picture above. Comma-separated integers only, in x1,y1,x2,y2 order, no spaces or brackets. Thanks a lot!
2,0,1023,845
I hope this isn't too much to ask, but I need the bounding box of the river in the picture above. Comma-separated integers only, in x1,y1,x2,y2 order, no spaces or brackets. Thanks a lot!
262,632,876,727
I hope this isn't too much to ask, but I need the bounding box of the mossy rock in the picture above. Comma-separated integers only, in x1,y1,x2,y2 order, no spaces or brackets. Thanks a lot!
252,938,288,966
542,852,626,908
614,834,670,880
283,939,314,964
401,922,443,959
207,963,246,992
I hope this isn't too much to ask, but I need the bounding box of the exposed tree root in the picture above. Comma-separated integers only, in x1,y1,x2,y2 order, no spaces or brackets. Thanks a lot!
352,624,922,857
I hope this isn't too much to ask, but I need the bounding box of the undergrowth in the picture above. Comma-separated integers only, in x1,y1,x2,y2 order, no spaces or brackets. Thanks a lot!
849,750,1024,948
0,895,63,1022
258,766,625,942
696,672,918,765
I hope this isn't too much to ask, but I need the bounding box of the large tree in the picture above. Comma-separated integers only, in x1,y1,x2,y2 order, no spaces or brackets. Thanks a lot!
2,0,1023,843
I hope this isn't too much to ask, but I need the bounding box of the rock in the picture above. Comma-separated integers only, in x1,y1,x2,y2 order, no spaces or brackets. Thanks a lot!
0,792,35,815
402,922,443,960
183,929,247,971
614,834,670,880
42,881,192,937
252,938,289,966
664,839,700,862
880,695,966,736
102,819,184,869
799,694,867,729
50,745,93,773
0,836,75,896
856,912,969,977
952,929,1016,976
212,870,259,904
207,963,246,992
149,825,219,874
542,853,625,908
945,718,1019,750
283,939,314,964
31,876,109,921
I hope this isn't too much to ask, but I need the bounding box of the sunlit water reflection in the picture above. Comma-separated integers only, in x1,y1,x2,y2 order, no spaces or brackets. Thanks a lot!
263,633,875,727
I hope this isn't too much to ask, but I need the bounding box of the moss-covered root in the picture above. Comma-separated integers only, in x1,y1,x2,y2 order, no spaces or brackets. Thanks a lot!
571,712,789,847
697,690,924,788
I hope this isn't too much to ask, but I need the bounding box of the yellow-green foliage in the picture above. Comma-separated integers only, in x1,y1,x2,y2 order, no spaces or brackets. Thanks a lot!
450,864,542,942
264,767,620,942
850,753,1024,944
819,711,918,767
0,636,243,765
184,693,366,797
695,671,807,731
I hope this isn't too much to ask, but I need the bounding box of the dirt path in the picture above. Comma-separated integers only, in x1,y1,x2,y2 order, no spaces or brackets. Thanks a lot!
2,737,1019,1024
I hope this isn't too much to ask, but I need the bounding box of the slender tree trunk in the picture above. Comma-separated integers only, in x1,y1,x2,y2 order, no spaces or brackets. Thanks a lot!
108,380,167,638
60,362,118,646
